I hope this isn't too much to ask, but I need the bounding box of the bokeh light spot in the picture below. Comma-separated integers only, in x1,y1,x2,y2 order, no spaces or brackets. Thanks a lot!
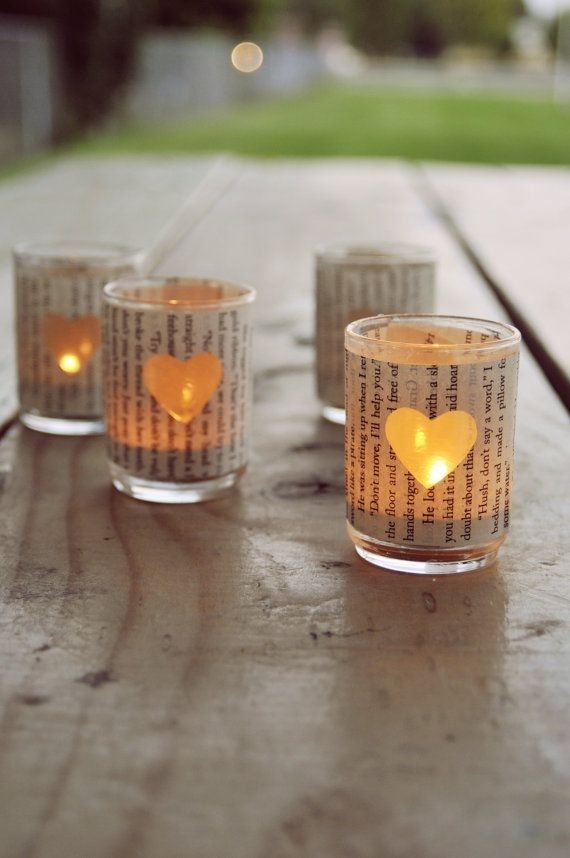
231,42,263,74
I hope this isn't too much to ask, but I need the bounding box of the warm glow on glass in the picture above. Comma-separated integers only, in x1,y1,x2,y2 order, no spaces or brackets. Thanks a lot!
231,42,263,73
58,353,81,374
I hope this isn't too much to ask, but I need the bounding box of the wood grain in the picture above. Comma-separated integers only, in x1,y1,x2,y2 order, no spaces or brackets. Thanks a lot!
0,160,568,858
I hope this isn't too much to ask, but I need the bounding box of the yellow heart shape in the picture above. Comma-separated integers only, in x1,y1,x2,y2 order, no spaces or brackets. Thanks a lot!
42,314,101,375
385,408,477,489
143,353,223,424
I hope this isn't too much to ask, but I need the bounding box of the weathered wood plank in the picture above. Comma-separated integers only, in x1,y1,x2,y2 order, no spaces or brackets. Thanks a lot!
0,160,568,858
0,155,234,428
422,162,570,402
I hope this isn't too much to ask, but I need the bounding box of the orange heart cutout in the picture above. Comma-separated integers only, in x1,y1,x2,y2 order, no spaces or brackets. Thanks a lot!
42,314,101,375
143,353,223,424
385,407,477,489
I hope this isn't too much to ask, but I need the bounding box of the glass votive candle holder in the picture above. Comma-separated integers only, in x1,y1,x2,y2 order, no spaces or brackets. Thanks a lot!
102,277,256,503
14,241,142,435
316,243,435,425
345,314,520,575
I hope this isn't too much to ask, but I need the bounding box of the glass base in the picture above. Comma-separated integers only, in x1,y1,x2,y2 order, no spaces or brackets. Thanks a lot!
20,411,104,436
321,404,345,425
349,525,503,575
110,463,244,504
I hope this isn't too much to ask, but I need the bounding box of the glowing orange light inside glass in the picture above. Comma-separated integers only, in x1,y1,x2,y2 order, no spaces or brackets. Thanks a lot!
58,353,82,374
231,42,263,73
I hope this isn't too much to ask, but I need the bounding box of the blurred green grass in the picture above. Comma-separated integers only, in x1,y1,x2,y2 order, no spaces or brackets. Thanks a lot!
75,85,570,165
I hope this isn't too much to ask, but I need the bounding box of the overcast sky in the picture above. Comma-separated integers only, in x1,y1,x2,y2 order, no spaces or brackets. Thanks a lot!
526,0,570,17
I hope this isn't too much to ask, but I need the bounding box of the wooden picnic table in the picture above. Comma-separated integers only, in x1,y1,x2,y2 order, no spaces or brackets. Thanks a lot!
0,156,568,858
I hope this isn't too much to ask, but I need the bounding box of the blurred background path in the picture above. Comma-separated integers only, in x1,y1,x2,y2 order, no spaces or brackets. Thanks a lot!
1,0,570,168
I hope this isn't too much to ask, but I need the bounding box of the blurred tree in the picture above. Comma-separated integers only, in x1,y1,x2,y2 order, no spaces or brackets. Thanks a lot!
344,0,414,55
0,0,152,138
0,0,526,142
57,0,152,138
548,9,570,53
0,0,274,140
282,0,347,34
436,0,521,54
152,0,259,31
346,0,521,57
409,0,448,57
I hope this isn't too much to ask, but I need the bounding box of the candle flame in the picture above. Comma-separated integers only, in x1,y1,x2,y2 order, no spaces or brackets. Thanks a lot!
414,428,427,450
415,430,450,485
181,383,194,406
426,457,450,487
58,353,82,374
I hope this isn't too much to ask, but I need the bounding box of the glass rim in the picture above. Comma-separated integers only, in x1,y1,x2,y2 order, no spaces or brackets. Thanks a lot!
103,276,257,310
316,241,436,265
13,240,144,268
346,313,521,353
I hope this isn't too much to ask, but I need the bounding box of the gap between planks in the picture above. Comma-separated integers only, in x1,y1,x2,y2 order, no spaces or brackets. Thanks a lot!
142,156,242,276
415,164,570,414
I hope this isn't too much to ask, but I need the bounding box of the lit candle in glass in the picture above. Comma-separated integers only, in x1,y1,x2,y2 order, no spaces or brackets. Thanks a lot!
345,314,520,574
316,243,435,424
102,277,255,503
14,241,142,435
